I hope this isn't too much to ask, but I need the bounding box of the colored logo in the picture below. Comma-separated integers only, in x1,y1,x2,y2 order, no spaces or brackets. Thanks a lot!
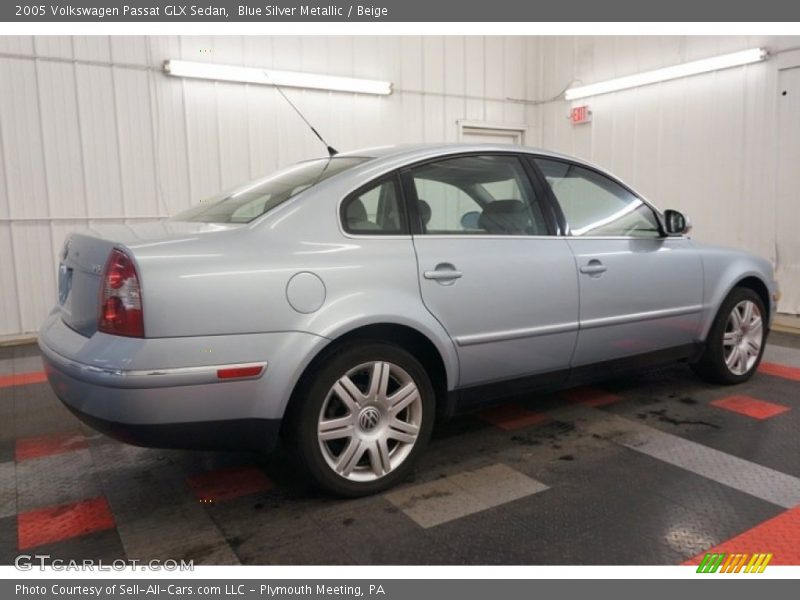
696,552,772,573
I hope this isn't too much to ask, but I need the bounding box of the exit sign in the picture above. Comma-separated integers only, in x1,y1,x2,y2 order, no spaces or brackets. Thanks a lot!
570,105,592,125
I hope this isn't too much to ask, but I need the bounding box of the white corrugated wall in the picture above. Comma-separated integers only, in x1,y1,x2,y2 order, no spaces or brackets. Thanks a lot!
535,35,800,314
0,35,540,338
1,35,798,340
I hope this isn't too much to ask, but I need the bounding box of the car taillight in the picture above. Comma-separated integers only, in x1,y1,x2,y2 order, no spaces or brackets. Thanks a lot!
98,248,144,337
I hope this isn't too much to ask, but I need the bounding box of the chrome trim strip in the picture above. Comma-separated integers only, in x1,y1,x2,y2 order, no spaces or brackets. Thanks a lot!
580,305,704,330
39,342,267,389
454,305,702,347
455,322,579,347
406,234,685,241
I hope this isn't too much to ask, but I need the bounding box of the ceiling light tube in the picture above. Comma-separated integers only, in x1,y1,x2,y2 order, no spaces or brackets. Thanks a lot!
564,48,767,101
163,59,393,95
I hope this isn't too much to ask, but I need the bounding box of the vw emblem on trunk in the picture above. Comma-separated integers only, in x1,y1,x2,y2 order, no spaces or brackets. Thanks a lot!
359,407,381,431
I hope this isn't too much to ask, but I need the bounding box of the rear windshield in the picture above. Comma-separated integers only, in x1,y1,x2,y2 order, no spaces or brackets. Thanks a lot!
173,157,369,223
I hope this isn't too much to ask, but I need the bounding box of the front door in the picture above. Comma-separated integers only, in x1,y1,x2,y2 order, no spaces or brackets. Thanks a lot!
534,157,704,367
404,153,579,389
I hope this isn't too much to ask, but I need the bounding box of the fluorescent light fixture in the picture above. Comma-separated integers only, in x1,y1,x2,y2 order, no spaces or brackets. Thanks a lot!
565,48,767,101
163,59,392,95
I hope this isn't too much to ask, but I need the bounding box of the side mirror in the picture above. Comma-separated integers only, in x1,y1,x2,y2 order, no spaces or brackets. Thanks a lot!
663,209,691,235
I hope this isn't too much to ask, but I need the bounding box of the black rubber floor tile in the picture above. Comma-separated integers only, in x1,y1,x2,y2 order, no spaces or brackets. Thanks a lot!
116,501,238,565
602,371,800,478
0,439,13,464
89,441,199,476
312,495,417,538
356,530,468,565
309,496,468,564
509,430,662,490
0,515,17,565
98,465,198,525
211,494,350,565
16,449,104,512
13,384,79,439
240,528,354,565
311,494,464,564
23,529,127,564
208,491,328,560
0,389,15,444
12,345,41,360
430,500,562,564
430,414,491,441
769,331,800,350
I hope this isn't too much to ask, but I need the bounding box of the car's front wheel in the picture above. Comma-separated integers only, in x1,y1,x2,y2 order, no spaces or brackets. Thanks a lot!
692,287,767,384
290,342,435,496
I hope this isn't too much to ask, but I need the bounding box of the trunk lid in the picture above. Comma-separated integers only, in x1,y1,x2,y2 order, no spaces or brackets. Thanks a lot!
57,221,242,337
58,233,116,337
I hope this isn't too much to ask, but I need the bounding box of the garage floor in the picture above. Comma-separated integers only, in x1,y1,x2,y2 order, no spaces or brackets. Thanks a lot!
2,333,799,566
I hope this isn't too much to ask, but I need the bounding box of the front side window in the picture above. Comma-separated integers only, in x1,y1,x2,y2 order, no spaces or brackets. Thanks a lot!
535,159,661,238
407,155,549,236
174,157,369,224
341,177,405,235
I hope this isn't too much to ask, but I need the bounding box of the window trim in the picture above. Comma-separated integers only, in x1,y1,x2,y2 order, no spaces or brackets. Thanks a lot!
527,155,669,239
339,173,410,237
399,151,560,237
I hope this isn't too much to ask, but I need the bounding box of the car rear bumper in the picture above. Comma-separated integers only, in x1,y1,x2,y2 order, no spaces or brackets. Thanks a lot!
61,400,281,452
38,310,328,452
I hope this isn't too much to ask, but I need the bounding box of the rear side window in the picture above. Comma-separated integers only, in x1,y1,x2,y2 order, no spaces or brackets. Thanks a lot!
407,155,549,236
174,157,369,224
535,158,661,238
341,177,406,235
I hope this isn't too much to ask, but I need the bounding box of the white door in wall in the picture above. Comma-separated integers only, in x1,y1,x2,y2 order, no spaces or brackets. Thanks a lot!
777,67,800,315
459,123,526,146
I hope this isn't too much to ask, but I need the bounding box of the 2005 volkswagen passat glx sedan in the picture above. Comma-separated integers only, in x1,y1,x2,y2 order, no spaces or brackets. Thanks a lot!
40,144,778,496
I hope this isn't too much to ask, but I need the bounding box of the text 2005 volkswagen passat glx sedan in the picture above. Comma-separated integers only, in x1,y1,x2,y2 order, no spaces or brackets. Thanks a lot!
40,144,778,496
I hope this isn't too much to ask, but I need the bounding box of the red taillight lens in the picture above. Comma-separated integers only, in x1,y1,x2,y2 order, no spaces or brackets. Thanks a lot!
98,248,144,337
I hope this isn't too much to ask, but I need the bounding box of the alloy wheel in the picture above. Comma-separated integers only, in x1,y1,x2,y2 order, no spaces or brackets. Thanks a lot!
317,361,422,482
722,299,763,376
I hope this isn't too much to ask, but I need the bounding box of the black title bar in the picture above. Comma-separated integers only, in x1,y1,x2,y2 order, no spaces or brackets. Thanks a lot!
4,0,800,22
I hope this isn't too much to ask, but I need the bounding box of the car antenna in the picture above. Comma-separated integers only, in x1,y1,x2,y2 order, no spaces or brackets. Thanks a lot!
263,71,338,157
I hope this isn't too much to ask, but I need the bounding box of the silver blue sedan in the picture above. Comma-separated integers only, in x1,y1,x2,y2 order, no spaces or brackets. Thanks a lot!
39,144,778,496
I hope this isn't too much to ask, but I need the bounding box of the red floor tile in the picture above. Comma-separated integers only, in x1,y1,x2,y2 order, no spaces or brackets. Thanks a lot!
479,403,548,431
186,465,273,503
0,371,47,388
562,386,622,408
683,505,800,566
710,395,790,420
759,361,800,383
17,496,115,550
16,430,88,462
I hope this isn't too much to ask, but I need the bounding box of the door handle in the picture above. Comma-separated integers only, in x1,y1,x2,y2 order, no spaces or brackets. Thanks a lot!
580,259,607,276
424,263,463,283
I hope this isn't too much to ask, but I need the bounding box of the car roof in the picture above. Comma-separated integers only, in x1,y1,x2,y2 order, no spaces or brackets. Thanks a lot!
326,143,599,169
302,143,658,214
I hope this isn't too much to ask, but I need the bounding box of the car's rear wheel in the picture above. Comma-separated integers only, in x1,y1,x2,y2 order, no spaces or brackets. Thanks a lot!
692,287,767,384
290,342,434,496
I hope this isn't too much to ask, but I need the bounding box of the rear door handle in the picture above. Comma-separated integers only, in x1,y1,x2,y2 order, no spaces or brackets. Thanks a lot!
580,259,607,276
424,263,463,283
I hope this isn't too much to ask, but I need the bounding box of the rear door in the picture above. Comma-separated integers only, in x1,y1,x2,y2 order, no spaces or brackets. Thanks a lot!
403,153,579,391
533,157,703,367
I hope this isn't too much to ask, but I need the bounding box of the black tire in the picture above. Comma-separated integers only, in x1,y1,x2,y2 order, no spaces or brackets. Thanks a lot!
691,287,768,385
288,341,435,497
